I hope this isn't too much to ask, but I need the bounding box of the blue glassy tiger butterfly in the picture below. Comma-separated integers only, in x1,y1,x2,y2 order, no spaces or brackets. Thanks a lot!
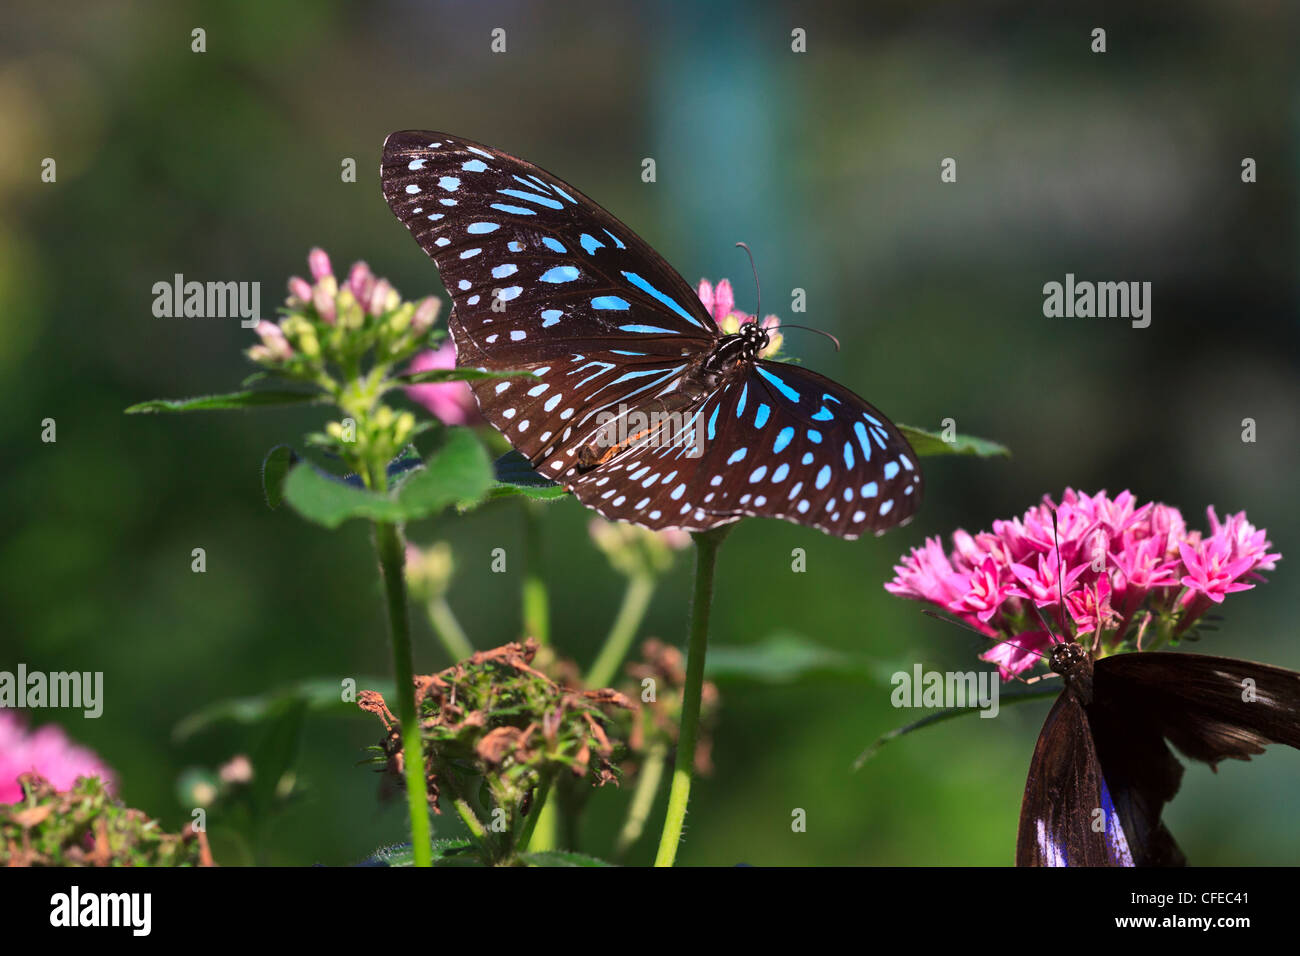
381,131,921,538
1014,518,1300,866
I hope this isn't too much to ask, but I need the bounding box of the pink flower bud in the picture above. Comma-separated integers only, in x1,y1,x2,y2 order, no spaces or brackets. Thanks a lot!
255,320,293,361
287,276,313,305
368,279,395,317
348,261,375,304
308,247,333,282
411,297,439,333
312,282,337,325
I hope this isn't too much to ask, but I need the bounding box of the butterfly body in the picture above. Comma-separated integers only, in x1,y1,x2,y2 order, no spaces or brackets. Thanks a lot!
381,130,921,538
1018,648,1300,867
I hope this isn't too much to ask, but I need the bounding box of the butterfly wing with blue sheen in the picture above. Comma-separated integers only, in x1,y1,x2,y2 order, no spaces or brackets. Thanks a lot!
381,130,921,538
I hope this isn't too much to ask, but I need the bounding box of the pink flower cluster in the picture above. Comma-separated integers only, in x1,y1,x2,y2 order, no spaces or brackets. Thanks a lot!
885,489,1280,679
287,247,437,330
0,711,115,804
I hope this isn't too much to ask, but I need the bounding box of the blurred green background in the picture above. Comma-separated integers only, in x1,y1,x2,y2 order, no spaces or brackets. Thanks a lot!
2,0,1297,865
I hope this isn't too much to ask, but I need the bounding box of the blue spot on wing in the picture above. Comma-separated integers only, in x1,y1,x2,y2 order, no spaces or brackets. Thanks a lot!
619,324,679,334
497,187,562,210
592,296,630,310
621,271,704,328
541,266,580,283
756,366,801,402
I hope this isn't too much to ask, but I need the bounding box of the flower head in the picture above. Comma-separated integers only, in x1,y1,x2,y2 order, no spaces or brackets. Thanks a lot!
0,712,115,804
885,490,1280,679
697,278,782,357
249,248,439,372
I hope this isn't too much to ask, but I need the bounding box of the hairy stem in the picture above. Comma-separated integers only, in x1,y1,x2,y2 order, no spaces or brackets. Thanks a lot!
374,520,432,867
653,525,730,867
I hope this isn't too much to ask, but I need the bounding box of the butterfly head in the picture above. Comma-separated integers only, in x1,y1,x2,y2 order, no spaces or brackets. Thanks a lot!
1048,640,1088,677
736,320,770,360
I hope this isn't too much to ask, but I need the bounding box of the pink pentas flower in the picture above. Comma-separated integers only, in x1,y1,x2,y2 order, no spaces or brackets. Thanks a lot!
885,536,976,613
1178,538,1258,604
949,557,1012,623
405,341,481,427
0,711,115,804
884,489,1280,681
1007,549,1088,608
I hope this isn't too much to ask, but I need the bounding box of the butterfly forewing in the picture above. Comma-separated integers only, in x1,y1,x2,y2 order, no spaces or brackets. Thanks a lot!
1016,692,1138,866
381,130,717,350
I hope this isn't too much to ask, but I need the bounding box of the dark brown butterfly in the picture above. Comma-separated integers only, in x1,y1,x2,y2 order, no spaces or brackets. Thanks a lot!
379,130,921,539
1018,641,1300,865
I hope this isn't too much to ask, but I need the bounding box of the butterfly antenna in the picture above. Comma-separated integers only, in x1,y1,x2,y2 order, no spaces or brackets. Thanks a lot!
1050,509,1074,645
921,609,1050,663
778,323,841,351
735,241,761,321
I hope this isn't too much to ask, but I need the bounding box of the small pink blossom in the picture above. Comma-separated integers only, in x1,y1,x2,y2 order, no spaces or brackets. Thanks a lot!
0,712,115,804
1007,550,1087,608
949,557,1012,623
405,342,481,427
1178,538,1257,604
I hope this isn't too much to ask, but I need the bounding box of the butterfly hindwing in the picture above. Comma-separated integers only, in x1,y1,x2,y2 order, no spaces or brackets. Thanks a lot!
1094,653,1300,765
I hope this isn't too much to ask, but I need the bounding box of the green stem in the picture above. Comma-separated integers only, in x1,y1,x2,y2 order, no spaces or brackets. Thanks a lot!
584,572,656,690
614,740,668,859
373,520,433,868
653,525,730,867
517,778,553,853
528,792,559,853
522,503,549,644
426,595,474,662
453,795,489,846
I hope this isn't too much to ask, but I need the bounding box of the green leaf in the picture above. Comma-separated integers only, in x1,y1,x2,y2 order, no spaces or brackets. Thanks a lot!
366,839,478,866
395,427,495,513
898,424,1010,458
705,633,889,685
173,677,393,741
519,850,615,867
389,367,538,386
281,429,495,528
261,445,297,509
282,465,403,527
125,390,325,414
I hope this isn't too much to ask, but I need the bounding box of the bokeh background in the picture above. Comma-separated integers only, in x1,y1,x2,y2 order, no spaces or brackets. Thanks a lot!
2,0,1296,865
